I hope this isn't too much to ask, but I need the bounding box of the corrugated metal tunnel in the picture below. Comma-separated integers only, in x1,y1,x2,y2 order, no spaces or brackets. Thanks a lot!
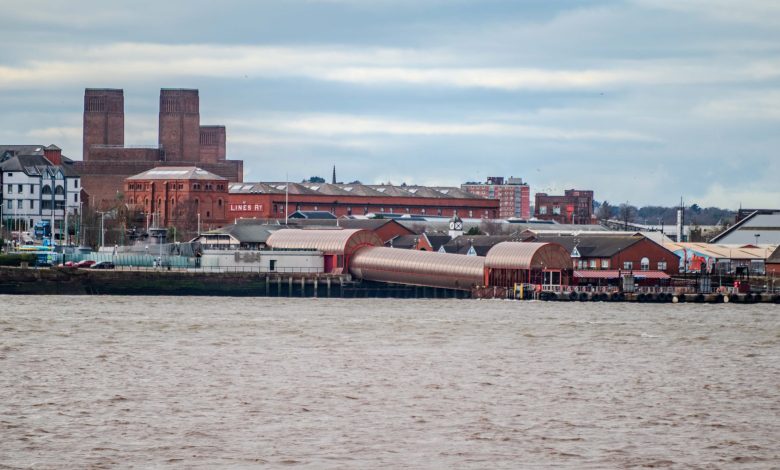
349,246,485,291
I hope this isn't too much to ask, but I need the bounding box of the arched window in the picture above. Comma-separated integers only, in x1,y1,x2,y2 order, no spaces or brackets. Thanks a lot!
42,185,52,195
218,199,222,207
641,257,650,271
55,185,65,195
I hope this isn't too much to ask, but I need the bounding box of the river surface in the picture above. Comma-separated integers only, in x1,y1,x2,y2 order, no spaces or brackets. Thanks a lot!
0,296,778,469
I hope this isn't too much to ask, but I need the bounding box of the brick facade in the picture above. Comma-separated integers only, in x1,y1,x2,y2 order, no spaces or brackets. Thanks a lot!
462,177,530,219
124,167,229,229
227,189,500,222
198,126,226,164
83,89,124,161
535,189,595,224
77,88,243,209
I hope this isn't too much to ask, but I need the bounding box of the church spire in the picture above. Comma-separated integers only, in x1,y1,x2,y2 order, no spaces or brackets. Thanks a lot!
332,165,336,184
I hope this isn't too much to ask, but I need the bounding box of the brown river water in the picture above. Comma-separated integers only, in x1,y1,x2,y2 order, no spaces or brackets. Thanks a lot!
1,296,778,469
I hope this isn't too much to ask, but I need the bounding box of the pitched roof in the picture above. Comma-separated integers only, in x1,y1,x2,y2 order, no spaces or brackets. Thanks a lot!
530,234,643,257
431,187,481,198
127,167,225,181
0,153,79,177
665,242,776,260
204,223,282,244
366,185,415,197
229,182,284,194
389,234,420,249
768,246,780,263
228,181,491,201
334,184,386,196
709,209,780,245
290,218,410,232
288,211,338,220
424,233,452,251
404,186,446,198
0,145,46,158
441,234,527,256
299,182,353,196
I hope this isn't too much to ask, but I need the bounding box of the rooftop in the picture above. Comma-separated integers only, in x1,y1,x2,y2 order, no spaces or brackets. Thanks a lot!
229,182,484,200
127,167,225,181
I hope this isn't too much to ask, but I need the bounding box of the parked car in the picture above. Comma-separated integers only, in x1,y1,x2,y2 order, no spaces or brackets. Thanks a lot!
76,260,96,268
91,261,115,270
57,261,76,268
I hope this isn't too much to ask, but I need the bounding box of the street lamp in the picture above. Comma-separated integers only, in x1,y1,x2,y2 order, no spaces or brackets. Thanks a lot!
97,211,106,249
78,201,83,247
754,233,760,246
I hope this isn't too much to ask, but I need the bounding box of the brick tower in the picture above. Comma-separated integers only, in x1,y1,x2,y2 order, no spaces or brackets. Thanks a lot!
83,88,124,161
158,89,200,162
198,125,226,164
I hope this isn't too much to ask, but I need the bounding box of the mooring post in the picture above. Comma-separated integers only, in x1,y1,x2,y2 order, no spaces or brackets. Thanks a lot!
288,277,293,296
326,277,331,298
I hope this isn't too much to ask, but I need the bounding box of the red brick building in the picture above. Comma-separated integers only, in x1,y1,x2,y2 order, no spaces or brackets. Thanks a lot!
75,88,243,209
124,167,229,229
767,246,780,276
528,234,680,276
227,182,500,221
462,176,531,219
534,189,595,224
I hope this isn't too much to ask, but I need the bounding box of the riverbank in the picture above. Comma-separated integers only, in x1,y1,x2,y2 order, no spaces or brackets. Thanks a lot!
1,266,778,302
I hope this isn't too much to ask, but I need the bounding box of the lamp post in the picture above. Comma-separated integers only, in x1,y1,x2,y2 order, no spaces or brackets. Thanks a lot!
78,201,83,247
197,212,201,237
754,233,760,246
97,211,106,250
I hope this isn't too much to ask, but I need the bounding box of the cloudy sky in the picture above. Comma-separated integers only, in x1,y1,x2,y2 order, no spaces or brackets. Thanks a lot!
1,0,778,208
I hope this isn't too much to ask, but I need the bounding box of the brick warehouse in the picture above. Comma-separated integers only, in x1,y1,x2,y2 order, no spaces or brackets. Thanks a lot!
227,182,500,221
124,167,229,230
74,88,243,209
535,189,596,224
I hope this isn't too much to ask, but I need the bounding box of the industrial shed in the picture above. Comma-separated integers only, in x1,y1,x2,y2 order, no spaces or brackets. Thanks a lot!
484,242,572,288
266,229,382,273
350,247,485,291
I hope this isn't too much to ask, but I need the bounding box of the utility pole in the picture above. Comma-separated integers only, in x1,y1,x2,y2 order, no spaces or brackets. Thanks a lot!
285,173,289,225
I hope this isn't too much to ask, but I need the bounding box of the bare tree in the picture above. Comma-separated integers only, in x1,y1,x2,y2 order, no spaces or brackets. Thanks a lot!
597,200,613,221
618,203,636,230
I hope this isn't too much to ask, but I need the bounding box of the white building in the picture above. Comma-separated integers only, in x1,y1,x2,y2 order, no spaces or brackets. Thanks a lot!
0,145,81,240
